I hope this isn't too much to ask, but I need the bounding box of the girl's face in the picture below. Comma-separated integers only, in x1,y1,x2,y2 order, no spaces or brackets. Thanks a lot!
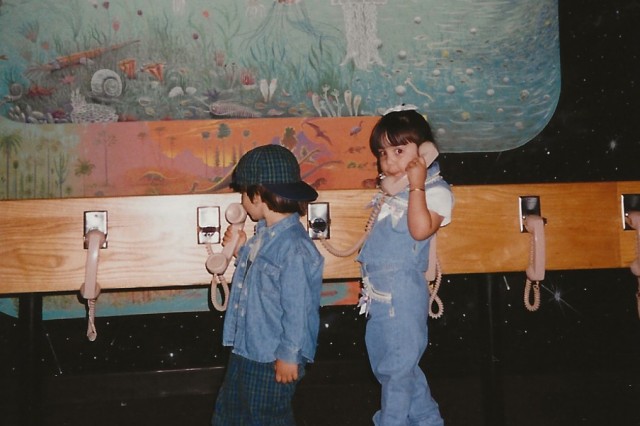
377,142,419,177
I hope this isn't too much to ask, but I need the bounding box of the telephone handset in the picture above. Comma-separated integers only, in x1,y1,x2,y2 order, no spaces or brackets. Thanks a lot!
380,141,439,196
206,203,247,311
523,214,546,311
624,212,640,319
524,215,546,282
81,229,107,341
625,212,640,276
206,203,247,275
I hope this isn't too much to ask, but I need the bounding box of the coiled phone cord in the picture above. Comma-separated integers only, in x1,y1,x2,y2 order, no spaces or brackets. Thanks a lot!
86,299,98,341
317,195,385,258
524,279,541,312
205,243,230,312
427,261,444,319
636,279,640,320
523,227,541,311
318,193,445,319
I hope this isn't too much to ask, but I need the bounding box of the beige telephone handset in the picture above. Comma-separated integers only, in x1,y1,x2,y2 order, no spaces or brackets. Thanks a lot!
206,203,247,311
81,229,107,341
380,142,439,196
523,214,546,311
624,211,640,319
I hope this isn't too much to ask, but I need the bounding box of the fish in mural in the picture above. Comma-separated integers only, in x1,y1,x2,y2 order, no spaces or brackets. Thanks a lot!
25,40,140,76
209,101,262,118
26,84,55,98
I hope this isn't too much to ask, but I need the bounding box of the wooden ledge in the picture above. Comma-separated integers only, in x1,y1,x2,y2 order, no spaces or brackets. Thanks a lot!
1,181,639,294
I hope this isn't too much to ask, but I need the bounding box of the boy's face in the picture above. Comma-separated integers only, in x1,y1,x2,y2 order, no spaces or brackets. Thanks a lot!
377,142,419,177
241,192,265,222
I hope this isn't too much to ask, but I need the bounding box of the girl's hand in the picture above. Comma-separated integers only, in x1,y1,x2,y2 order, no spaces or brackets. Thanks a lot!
405,155,427,189
274,359,299,384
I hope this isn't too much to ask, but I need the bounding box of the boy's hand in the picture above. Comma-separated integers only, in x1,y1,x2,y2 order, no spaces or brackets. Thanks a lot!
222,227,246,258
405,155,427,189
274,359,298,384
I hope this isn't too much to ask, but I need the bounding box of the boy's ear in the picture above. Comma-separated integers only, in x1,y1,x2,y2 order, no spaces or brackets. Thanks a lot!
249,192,262,205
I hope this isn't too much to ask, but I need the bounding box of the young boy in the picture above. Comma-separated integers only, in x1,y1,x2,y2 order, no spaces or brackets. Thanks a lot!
212,144,324,425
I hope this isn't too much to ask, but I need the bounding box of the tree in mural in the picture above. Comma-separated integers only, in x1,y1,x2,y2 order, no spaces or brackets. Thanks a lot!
153,126,167,168
53,154,69,197
74,159,96,197
136,131,149,164
201,131,211,178
217,123,231,169
0,130,22,199
12,160,19,198
168,135,178,166
94,130,117,186
39,138,62,197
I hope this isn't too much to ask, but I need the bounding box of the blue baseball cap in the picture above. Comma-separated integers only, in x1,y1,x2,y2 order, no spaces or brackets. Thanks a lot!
232,144,318,201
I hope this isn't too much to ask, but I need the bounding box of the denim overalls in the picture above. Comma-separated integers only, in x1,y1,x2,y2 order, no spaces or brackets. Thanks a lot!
357,162,448,426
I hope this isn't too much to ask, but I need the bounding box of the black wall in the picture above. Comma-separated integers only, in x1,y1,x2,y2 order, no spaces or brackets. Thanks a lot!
2,1,640,425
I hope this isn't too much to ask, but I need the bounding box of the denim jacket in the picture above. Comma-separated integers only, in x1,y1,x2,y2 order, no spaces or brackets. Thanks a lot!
222,212,324,365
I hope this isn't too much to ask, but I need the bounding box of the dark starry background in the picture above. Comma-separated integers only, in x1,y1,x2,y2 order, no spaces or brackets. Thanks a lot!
1,1,640,425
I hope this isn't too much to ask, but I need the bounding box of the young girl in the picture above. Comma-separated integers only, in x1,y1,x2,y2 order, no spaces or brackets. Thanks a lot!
357,107,453,426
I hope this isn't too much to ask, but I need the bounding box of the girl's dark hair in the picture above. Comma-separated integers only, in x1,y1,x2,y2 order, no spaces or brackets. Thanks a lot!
240,184,308,216
369,110,436,157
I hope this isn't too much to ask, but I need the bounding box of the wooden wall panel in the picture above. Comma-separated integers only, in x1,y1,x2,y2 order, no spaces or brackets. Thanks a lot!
1,181,639,295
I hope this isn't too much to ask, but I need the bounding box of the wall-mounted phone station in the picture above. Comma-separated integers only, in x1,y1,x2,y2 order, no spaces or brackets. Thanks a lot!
308,202,330,240
518,196,543,232
197,206,221,244
621,194,640,230
84,211,108,248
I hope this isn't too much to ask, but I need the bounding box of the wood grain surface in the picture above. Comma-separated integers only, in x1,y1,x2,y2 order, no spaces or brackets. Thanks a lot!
1,181,639,294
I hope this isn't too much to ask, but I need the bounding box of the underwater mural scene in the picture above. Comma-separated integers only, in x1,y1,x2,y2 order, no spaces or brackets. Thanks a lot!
1,0,560,153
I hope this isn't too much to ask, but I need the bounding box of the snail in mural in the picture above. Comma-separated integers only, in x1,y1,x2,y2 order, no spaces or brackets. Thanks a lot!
8,83,24,100
90,69,123,98
0,83,23,108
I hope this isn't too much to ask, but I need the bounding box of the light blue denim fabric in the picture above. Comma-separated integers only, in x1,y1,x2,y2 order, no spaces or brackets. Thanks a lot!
357,162,450,426
222,212,324,365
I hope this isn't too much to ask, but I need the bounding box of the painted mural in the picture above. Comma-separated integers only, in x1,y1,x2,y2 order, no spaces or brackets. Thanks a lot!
0,0,560,319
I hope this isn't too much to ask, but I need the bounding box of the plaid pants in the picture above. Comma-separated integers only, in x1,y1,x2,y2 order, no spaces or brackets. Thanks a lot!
212,354,303,426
